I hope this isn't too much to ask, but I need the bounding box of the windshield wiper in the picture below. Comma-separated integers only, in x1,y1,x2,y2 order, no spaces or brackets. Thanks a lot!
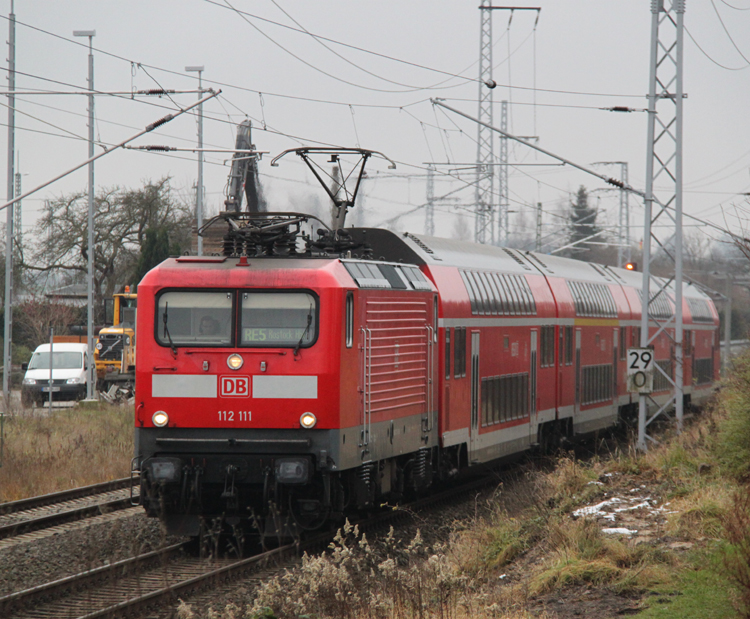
293,305,314,358
162,302,177,357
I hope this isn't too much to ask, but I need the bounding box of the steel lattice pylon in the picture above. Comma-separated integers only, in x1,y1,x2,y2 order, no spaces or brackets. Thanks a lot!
475,0,495,245
638,0,685,451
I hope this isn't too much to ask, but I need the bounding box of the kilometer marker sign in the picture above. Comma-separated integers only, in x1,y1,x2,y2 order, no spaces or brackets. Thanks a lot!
627,348,654,393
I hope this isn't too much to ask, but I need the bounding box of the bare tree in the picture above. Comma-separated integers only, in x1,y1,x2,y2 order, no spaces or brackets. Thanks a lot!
23,178,192,297
13,296,84,347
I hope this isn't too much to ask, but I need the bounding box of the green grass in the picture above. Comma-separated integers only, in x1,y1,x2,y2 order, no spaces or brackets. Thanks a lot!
636,549,738,618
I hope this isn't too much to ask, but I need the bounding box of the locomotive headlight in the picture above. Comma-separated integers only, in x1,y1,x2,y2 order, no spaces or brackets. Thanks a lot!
227,354,244,370
275,458,309,484
300,412,317,429
152,411,169,427
147,457,182,482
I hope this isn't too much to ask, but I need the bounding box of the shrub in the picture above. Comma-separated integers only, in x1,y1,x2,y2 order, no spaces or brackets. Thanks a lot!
722,486,750,618
715,354,750,481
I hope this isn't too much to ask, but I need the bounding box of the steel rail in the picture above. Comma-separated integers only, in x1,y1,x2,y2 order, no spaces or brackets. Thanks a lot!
0,542,188,616
0,474,500,619
0,496,136,541
0,477,130,515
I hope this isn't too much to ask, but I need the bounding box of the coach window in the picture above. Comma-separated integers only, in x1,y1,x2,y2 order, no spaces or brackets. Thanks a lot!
240,292,317,348
461,272,479,314
477,273,497,314
471,272,489,315
345,292,354,348
445,328,451,380
156,291,233,347
619,327,627,360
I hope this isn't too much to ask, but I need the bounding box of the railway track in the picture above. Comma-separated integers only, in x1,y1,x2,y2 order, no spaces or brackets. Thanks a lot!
0,474,498,619
0,478,138,543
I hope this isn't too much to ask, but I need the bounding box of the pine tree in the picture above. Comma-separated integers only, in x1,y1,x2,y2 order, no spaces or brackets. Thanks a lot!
134,228,172,284
567,186,603,259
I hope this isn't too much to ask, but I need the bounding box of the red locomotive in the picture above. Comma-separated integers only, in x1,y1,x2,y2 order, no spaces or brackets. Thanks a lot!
133,210,719,539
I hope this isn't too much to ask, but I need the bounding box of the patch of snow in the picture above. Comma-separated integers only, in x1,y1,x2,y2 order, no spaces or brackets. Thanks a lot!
572,497,624,518
602,528,637,536
615,502,652,513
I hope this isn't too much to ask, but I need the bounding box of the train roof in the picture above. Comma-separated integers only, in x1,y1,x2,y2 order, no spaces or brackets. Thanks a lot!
349,228,717,320
353,228,630,286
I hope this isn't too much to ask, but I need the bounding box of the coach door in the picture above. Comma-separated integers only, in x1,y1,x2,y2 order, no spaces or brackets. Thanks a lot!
530,330,538,441
469,331,480,459
613,329,619,407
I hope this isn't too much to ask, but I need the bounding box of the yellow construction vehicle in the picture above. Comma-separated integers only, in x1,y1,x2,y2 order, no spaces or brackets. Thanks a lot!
95,287,137,400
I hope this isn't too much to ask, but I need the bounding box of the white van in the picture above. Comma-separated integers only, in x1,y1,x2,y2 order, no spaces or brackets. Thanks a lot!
21,343,88,406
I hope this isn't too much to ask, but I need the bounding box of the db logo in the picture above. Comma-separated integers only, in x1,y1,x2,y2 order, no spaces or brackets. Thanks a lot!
220,376,249,397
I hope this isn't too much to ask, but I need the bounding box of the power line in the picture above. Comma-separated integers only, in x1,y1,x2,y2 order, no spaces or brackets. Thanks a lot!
0,13,647,106
269,0,451,91
203,0,479,88
719,0,750,9
684,25,749,71
710,0,750,65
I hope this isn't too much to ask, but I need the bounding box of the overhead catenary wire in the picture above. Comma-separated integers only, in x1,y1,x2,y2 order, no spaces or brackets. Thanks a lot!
710,0,750,65
684,25,749,71
3,9,745,251
0,90,221,214
0,13,647,106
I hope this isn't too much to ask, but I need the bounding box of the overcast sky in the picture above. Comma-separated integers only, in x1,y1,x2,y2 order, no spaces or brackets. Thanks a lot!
2,0,749,252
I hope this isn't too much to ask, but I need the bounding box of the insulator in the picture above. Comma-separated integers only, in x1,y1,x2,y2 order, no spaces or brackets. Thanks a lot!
222,234,236,257
146,113,174,131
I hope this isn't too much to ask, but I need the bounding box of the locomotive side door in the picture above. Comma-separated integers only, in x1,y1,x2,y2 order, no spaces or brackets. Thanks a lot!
469,331,480,460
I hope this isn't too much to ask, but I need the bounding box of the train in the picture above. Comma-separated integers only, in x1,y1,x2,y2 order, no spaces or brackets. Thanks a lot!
133,211,719,539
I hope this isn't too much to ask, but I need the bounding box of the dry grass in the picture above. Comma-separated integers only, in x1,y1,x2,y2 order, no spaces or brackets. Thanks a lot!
0,404,133,502
529,517,677,596
665,482,733,540
538,455,606,513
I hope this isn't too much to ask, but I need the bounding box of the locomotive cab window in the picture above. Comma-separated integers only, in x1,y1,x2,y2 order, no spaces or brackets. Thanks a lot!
241,292,317,348
156,291,233,346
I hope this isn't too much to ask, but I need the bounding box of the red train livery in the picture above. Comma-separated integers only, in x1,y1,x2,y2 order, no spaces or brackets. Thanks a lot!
134,219,719,537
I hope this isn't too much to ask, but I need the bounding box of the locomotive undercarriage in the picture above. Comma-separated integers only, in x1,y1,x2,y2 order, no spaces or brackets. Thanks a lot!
137,442,457,541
